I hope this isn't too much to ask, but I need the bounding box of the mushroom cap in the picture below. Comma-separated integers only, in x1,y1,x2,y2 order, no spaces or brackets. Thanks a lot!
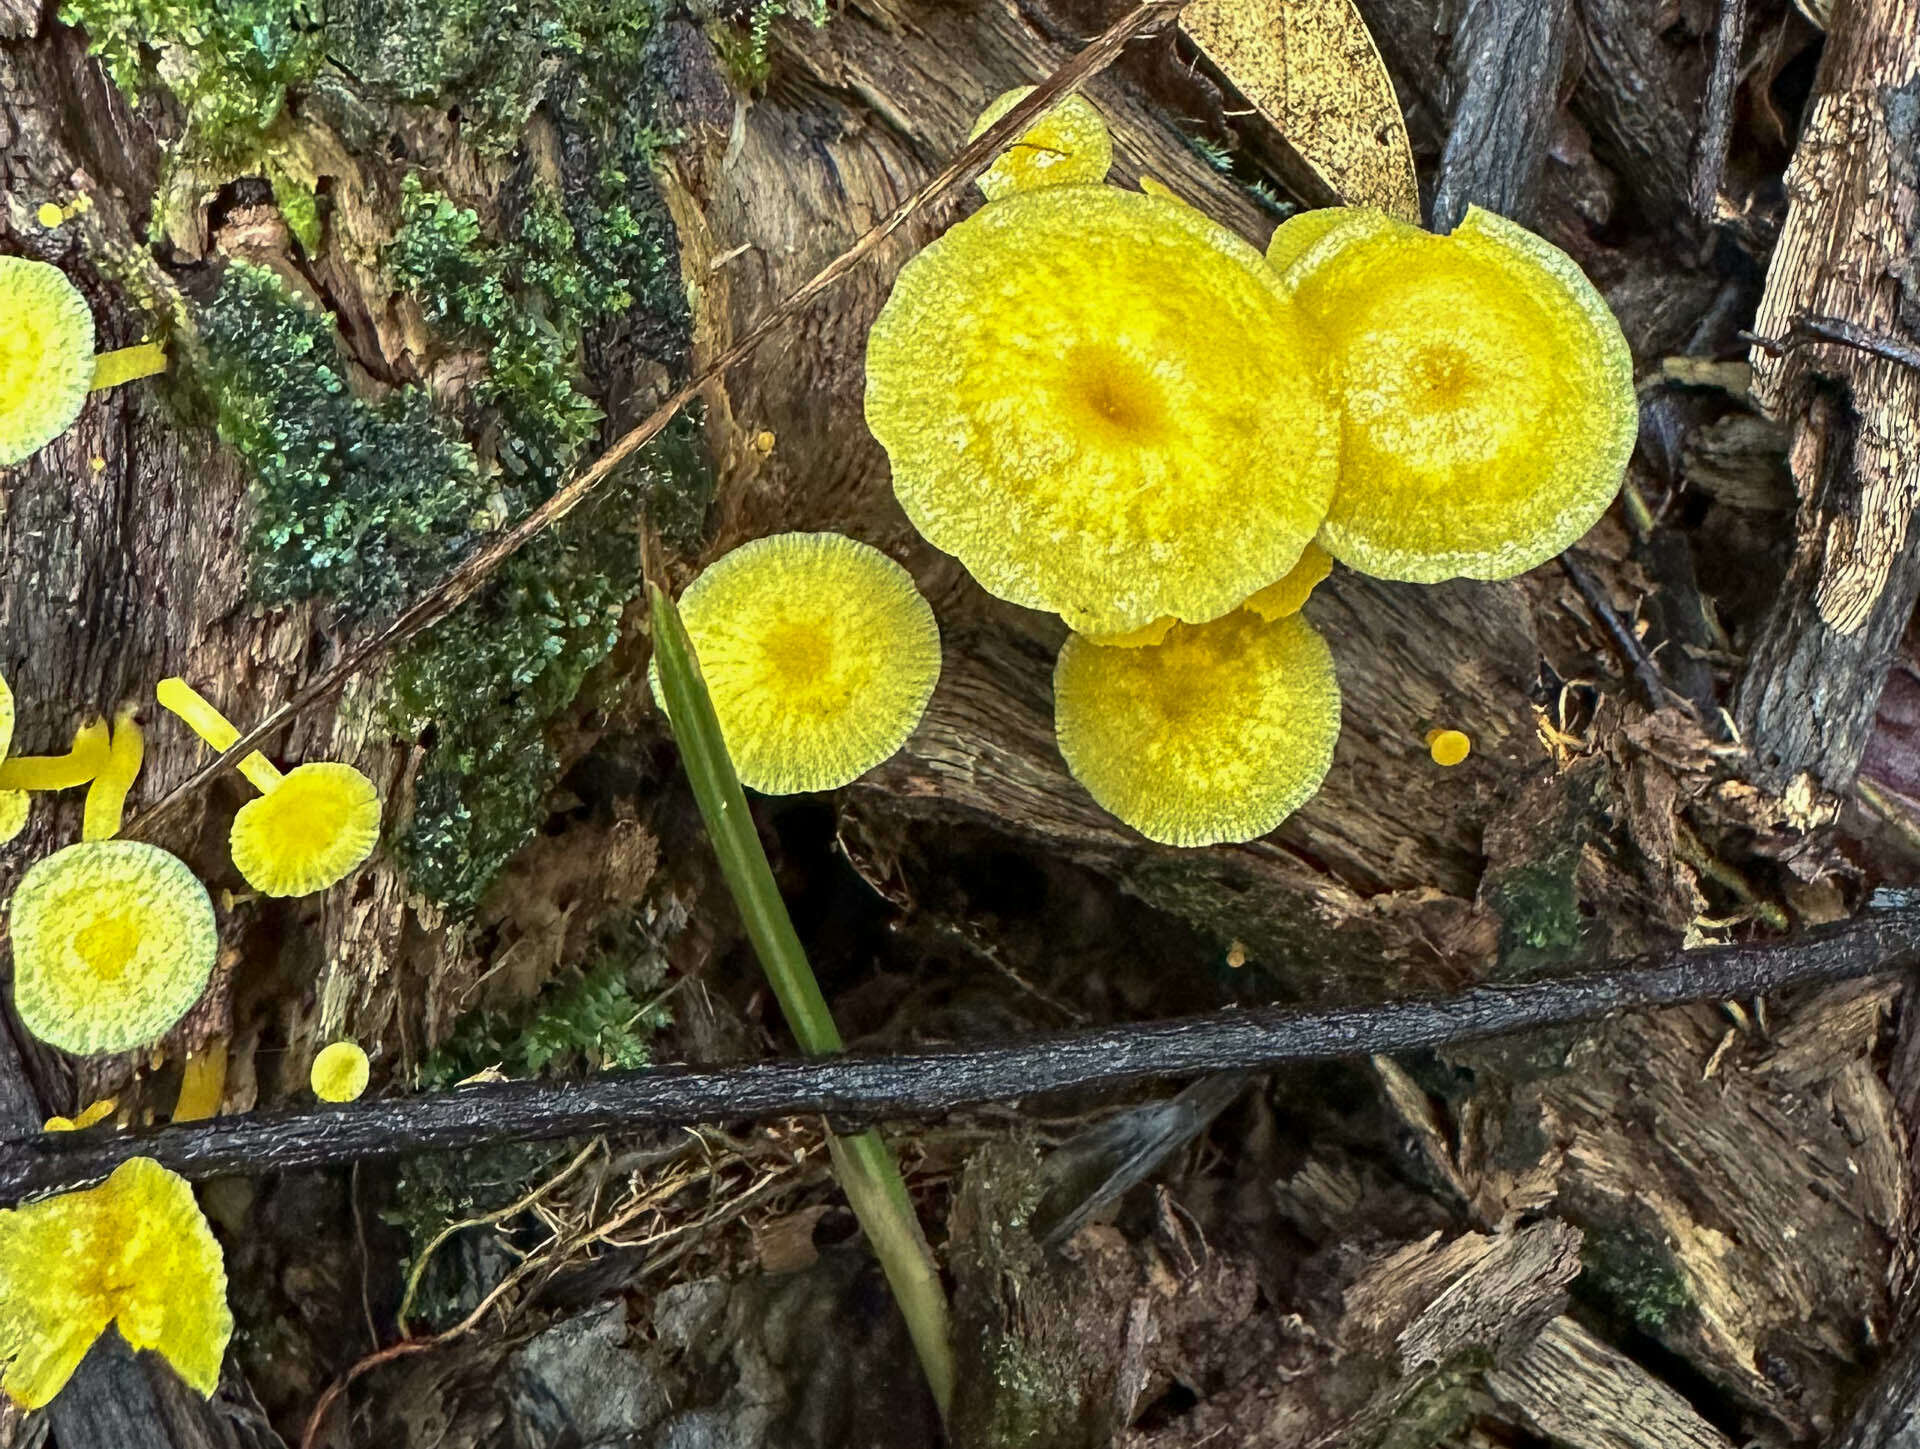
866,185,1340,636
1264,206,1364,276
0,257,95,468
1243,541,1333,621
311,1041,370,1103
1285,205,1637,582
650,532,942,794
969,86,1114,200
0,791,26,845
1427,728,1471,766
9,841,217,1056
1054,609,1342,846
0,1156,231,1409
229,762,381,898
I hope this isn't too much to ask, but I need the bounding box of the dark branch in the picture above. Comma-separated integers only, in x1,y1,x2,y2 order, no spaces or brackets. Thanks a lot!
1690,0,1748,225
1560,551,1673,710
4,906,1918,1204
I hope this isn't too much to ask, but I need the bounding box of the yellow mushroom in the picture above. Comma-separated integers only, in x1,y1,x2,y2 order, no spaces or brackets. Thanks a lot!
1281,205,1637,583
7,839,218,1055
866,185,1340,637
649,533,942,794
81,706,144,842
43,1098,116,1133
310,1041,370,1103
1426,728,1472,766
0,257,168,468
1243,541,1334,621
969,86,1115,200
0,716,111,791
172,1040,228,1122
0,1157,231,1409
0,792,26,845
1053,610,1342,846
0,670,12,763
156,678,381,897
1264,206,1366,276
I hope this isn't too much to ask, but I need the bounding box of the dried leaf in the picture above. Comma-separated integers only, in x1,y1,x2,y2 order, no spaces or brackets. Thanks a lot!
1180,0,1419,221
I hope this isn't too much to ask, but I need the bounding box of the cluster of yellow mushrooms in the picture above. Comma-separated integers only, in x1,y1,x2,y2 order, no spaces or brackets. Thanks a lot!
665,89,1636,847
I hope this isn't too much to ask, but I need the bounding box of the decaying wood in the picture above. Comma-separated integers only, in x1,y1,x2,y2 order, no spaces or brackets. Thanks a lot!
1484,1316,1733,1449
1431,0,1572,230
5,906,1915,1202
1734,0,1920,801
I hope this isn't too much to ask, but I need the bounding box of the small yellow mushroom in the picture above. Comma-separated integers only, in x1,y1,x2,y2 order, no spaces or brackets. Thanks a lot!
650,533,942,794
310,1041,370,1103
34,202,64,230
1053,610,1342,846
0,716,110,791
81,706,144,842
7,839,218,1055
1243,542,1334,621
1426,728,1472,766
1280,205,1637,583
866,185,1340,637
0,257,168,468
0,1157,231,1409
969,86,1115,200
156,679,382,897
172,1040,228,1122
43,1097,116,1133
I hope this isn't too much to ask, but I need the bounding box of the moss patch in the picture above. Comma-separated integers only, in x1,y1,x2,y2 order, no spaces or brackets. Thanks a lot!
1580,1222,1692,1335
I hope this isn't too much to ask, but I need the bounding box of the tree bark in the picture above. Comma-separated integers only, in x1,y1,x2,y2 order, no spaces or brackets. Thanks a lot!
1734,0,1920,803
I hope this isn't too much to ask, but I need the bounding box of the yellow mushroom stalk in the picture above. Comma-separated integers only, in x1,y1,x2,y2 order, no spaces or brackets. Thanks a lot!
0,717,111,791
43,1097,115,1133
0,257,169,468
969,86,1115,200
310,1040,370,1103
8,839,218,1055
172,1040,228,1122
649,533,943,794
154,678,282,792
866,185,1340,637
0,669,13,763
0,1157,231,1409
1054,610,1342,847
1278,205,1637,583
81,706,144,842
156,678,381,897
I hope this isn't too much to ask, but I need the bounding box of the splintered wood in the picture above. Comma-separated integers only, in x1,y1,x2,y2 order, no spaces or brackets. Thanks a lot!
1736,0,1920,793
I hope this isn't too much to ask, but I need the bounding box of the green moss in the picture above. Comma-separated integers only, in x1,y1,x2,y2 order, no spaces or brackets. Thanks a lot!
1485,853,1584,974
60,0,320,160
711,0,828,89
193,263,482,608
1580,1224,1692,1335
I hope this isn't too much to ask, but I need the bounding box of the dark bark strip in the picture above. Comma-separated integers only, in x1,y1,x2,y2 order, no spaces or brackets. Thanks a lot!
5,905,1917,1204
1690,0,1748,224
1432,0,1572,230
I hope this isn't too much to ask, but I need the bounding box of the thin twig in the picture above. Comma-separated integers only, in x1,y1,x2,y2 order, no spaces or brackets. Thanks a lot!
1743,316,1920,372
1560,552,1672,710
1690,0,1748,225
6,905,1917,1204
121,0,1185,845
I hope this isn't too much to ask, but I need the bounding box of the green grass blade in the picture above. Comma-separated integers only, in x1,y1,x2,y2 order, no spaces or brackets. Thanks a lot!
648,583,955,1418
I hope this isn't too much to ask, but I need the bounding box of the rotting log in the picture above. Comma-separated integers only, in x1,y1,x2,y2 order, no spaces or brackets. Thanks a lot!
1734,0,1920,803
1430,0,1572,230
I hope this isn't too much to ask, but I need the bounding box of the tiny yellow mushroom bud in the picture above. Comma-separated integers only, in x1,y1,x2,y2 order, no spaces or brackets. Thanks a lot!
34,202,64,229
1426,728,1472,766
81,705,144,842
229,762,381,898
0,716,111,791
867,185,1340,637
1243,542,1334,621
649,533,943,794
0,1157,231,1409
43,1097,115,1132
969,86,1115,201
8,840,218,1055
172,1040,228,1122
310,1041,370,1103
1054,610,1342,847
1282,205,1637,583
154,678,283,792
0,791,26,845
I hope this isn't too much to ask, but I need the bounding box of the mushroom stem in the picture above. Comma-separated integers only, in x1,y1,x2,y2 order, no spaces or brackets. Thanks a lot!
172,1042,228,1123
0,718,111,791
81,706,144,841
89,341,167,393
155,679,285,793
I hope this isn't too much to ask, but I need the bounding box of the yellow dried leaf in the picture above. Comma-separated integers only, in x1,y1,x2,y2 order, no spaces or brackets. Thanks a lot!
1180,0,1418,222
